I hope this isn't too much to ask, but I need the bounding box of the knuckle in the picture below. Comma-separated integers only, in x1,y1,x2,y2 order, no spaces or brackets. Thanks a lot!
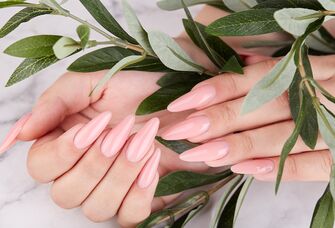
80,158,104,180
285,156,298,179
26,148,49,183
223,75,238,96
219,103,238,124
239,132,255,153
50,184,77,209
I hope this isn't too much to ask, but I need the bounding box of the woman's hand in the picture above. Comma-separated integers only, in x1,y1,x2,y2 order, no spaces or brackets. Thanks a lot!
159,55,335,182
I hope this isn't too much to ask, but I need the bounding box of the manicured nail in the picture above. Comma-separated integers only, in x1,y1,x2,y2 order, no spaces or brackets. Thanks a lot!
231,159,274,175
101,114,135,157
74,111,112,149
126,118,160,163
179,141,228,162
138,148,161,189
0,113,32,154
167,84,216,112
161,115,210,140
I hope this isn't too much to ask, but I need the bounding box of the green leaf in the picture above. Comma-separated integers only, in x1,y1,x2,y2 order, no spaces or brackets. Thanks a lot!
274,8,321,36
157,0,223,11
317,105,335,158
254,0,323,10
310,185,334,228
67,46,168,72
0,1,32,8
90,55,145,95
183,19,243,67
5,55,59,87
172,204,205,228
39,0,68,14
156,136,199,154
0,7,53,38
275,92,306,193
241,50,296,114
148,31,204,72
233,176,253,225
122,0,154,55
155,170,233,197
157,72,210,87
53,37,80,59
181,3,225,69
311,79,335,103
206,9,283,36
318,0,335,10
4,35,61,58
306,28,335,53
224,0,258,12
210,175,243,228
221,56,244,74
79,0,136,44
76,24,90,49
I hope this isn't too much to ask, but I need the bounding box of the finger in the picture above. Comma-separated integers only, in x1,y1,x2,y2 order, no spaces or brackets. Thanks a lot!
50,115,135,209
117,150,161,227
177,121,327,167
18,71,107,141
167,55,335,113
81,118,159,222
160,93,291,142
27,112,111,183
231,150,332,181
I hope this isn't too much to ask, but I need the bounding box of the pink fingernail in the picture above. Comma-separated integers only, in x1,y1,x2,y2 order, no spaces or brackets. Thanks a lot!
126,118,160,163
138,148,161,189
231,159,274,175
179,141,228,162
167,85,216,112
160,115,210,140
0,113,32,154
74,111,112,149
101,114,135,157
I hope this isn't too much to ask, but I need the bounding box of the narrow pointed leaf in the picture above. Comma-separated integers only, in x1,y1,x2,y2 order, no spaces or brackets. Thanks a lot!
79,0,136,43
157,0,223,11
221,56,244,74
76,24,90,49
233,176,253,225
5,55,59,87
254,0,323,10
4,35,61,58
310,185,334,228
0,7,53,38
53,37,80,59
156,136,199,154
0,1,32,8
318,0,335,10
155,170,233,197
317,105,335,158
224,0,257,12
311,79,335,103
157,72,210,87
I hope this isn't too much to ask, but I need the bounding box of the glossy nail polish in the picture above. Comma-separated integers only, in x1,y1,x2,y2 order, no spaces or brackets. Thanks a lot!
167,84,216,112
126,118,160,163
179,141,228,162
101,114,135,157
74,111,112,149
0,113,32,154
138,148,161,189
160,115,210,140
231,160,274,175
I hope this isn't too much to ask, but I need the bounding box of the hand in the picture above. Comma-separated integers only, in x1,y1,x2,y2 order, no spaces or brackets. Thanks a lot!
159,55,335,182
0,70,207,226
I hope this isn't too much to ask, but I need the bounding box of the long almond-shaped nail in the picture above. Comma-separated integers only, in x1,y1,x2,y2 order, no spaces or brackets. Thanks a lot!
101,114,135,157
126,118,160,163
179,141,228,162
231,160,274,175
161,116,210,140
167,85,216,112
74,111,112,149
138,148,161,189
0,113,32,154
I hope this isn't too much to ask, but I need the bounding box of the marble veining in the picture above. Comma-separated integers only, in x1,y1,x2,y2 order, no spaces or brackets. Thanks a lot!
0,1,328,227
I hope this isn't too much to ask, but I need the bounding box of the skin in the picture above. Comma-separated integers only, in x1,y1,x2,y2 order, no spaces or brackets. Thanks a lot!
15,5,335,226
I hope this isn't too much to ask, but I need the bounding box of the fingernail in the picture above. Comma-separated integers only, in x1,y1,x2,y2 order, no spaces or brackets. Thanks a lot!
101,114,135,157
231,159,274,175
138,148,161,189
167,84,216,112
126,118,160,163
74,111,112,149
179,141,228,162
0,113,32,154
160,115,210,140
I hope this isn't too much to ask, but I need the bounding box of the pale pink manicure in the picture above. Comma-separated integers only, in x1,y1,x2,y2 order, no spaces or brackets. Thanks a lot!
231,159,274,175
0,113,32,154
126,118,160,163
138,148,161,189
167,84,216,112
179,141,228,162
101,114,135,157
74,111,112,149
160,115,210,140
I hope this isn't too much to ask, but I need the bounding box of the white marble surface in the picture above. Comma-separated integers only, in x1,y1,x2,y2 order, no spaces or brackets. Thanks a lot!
0,1,328,228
